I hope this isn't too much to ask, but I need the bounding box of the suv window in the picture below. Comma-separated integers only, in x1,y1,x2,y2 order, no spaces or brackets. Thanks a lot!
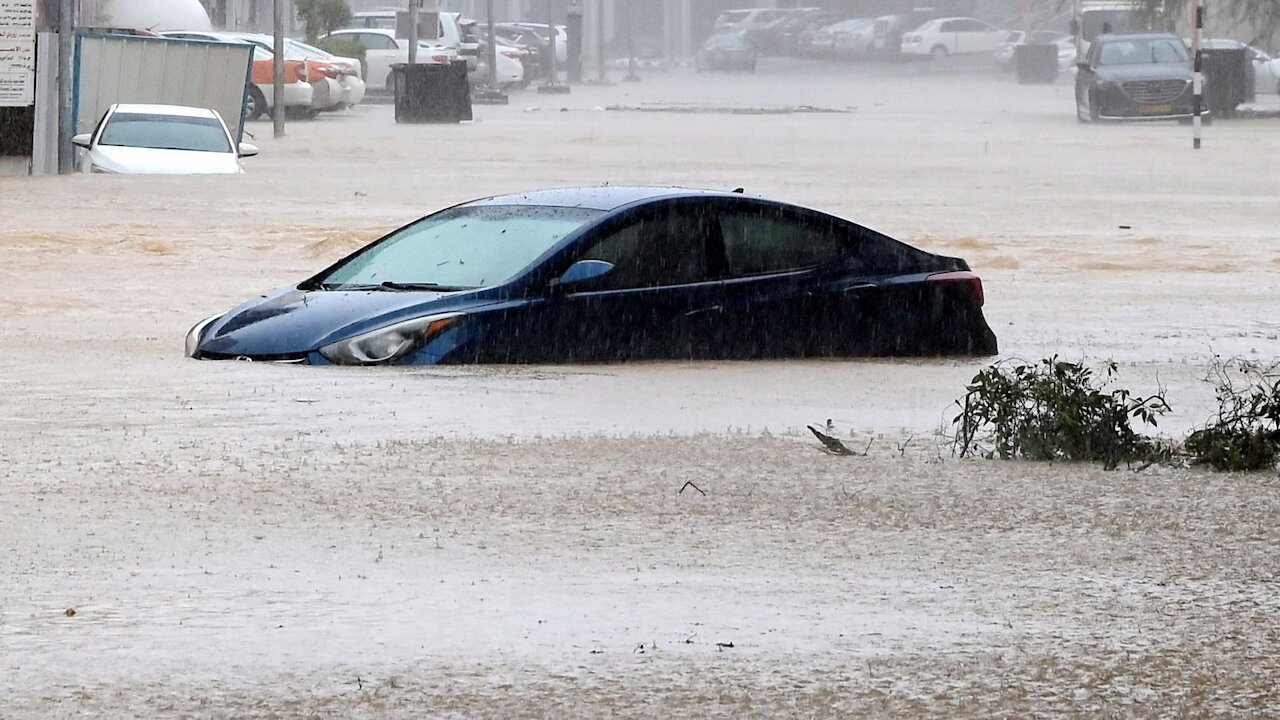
577,208,711,289
718,207,845,276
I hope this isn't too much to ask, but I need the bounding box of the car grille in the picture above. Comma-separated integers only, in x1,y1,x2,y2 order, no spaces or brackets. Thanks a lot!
1121,79,1187,104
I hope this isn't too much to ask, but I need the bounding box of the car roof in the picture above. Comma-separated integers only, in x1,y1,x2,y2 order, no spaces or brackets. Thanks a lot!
333,27,395,36
112,103,219,118
461,186,759,212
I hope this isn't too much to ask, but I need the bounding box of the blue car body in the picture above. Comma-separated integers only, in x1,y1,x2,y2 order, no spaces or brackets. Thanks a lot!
189,186,998,364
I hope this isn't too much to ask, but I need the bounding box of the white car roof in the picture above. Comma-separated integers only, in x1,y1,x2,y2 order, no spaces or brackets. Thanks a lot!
333,27,396,37
112,103,220,118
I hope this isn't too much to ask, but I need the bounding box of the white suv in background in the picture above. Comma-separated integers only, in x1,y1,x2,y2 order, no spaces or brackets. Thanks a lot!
901,17,1005,59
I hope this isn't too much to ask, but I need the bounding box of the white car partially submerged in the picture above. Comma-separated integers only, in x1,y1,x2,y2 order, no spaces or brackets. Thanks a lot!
74,104,257,175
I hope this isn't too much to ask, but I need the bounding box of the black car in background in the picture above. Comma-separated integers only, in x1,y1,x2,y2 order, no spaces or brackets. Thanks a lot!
1076,32,1197,121
696,32,759,72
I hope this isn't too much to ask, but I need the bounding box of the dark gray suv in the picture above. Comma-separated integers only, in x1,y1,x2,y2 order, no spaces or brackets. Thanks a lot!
1075,33,1197,122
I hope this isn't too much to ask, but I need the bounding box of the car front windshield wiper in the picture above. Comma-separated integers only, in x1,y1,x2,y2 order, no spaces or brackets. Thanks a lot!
377,281,476,292
308,281,476,292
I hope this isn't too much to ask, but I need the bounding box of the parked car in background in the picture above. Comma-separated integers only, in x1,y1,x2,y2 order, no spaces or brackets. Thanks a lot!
227,33,360,111
74,103,256,174
833,18,878,60
751,7,823,54
1075,33,1195,121
696,32,758,72
492,23,551,80
505,23,568,64
186,187,997,365
797,18,845,57
871,9,940,60
995,30,1076,72
901,17,1005,59
713,8,789,44
281,38,366,108
160,31,313,120
775,10,845,55
992,30,1025,69
322,28,456,93
456,19,526,87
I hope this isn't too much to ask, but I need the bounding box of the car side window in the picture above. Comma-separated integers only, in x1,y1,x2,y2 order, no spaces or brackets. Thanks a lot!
939,20,959,32
372,34,398,50
718,207,847,277
575,207,710,290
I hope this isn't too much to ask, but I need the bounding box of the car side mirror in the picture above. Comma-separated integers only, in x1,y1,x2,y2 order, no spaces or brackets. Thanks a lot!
238,142,259,158
72,133,92,148
553,259,614,291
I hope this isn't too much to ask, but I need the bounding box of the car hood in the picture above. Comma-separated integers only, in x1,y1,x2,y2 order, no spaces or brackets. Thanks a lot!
1095,63,1192,82
89,145,242,174
199,287,489,357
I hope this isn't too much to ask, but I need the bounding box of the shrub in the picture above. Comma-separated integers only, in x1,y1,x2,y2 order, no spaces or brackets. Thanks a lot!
1185,358,1280,471
295,0,352,43
952,357,1172,470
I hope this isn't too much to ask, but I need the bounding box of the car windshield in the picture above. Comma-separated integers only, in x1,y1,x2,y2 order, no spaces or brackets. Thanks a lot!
315,205,603,290
1097,37,1188,65
99,113,231,153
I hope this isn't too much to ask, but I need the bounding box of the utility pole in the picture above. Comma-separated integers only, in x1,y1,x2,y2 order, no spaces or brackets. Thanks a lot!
272,0,285,137
408,0,419,64
485,0,497,90
57,0,74,174
597,0,607,82
1190,0,1204,149
623,0,639,82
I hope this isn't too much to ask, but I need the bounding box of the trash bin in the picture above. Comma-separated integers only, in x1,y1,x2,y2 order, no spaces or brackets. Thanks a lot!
1199,47,1250,117
391,61,473,124
1014,43,1059,84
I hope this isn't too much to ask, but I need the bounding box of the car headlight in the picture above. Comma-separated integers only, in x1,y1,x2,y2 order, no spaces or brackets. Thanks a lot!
184,314,222,358
319,313,462,365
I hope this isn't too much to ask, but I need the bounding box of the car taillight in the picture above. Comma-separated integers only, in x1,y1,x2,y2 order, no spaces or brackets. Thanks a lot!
928,271,984,306
323,66,340,79
431,53,449,63
297,63,308,82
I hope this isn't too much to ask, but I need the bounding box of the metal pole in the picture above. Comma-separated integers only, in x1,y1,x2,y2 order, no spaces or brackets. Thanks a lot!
597,0,606,82
273,0,285,137
408,0,419,64
624,0,639,82
486,0,498,89
56,0,74,174
1191,0,1204,149
545,0,557,83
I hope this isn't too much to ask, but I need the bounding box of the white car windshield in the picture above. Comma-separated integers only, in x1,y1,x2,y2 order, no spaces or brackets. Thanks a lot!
316,205,603,290
99,113,231,153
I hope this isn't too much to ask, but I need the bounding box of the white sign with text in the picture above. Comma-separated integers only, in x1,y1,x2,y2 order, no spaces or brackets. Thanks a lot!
0,0,35,106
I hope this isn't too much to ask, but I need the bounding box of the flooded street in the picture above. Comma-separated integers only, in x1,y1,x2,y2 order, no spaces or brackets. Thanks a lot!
3,60,1279,716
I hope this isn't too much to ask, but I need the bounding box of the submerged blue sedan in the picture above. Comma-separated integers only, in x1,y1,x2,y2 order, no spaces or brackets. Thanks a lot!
186,186,998,365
